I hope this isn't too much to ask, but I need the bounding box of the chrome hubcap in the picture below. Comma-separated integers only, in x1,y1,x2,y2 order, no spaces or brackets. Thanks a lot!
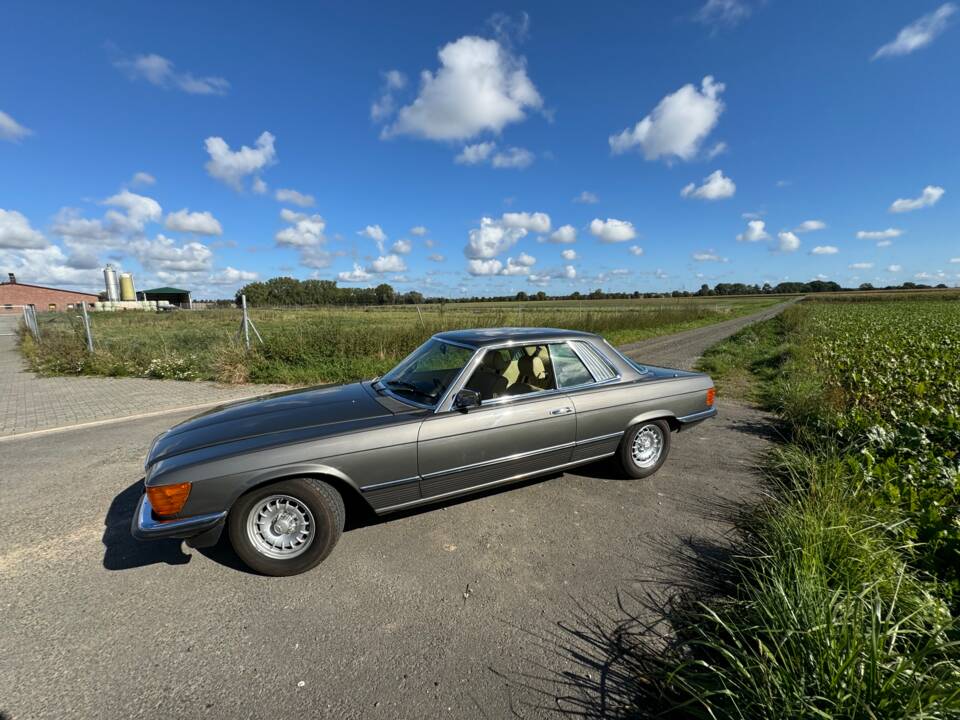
631,425,663,468
246,494,315,560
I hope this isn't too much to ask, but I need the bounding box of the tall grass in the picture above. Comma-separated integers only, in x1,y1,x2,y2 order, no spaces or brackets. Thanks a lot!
18,297,778,385
621,302,960,718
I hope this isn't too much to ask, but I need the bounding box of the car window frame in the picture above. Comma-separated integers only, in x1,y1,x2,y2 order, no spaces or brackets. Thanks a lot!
435,337,622,413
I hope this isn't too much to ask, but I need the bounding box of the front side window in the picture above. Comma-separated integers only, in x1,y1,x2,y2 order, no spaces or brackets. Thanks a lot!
550,343,595,388
464,344,558,401
379,339,474,406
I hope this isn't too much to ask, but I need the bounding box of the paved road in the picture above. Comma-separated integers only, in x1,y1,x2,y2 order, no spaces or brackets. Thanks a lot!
0,305,785,719
0,314,286,438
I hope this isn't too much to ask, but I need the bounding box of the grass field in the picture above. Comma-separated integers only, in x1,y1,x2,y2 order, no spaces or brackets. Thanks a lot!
17,296,780,384
628,295,960,718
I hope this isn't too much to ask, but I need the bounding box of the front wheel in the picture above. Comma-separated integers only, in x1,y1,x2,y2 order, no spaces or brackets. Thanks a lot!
618,420,671,479
228,477,345,576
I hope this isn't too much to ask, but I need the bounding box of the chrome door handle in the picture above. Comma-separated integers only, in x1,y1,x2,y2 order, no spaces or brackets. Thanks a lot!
550,407,573,416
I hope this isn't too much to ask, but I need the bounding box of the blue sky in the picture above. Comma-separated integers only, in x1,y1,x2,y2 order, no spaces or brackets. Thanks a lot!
1,0,958,298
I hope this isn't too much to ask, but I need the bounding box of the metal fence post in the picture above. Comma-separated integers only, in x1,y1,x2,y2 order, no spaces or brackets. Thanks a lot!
80,302,94,352
241,295,251,350
416,305,425,329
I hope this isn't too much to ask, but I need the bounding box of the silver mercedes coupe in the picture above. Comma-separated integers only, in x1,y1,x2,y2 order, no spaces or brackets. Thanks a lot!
133,328,716,575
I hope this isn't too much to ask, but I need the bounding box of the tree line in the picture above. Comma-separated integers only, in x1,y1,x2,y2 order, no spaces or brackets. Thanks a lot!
235,276,951,306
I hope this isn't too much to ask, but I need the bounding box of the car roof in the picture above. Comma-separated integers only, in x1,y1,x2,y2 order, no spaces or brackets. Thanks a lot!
432,327,599,348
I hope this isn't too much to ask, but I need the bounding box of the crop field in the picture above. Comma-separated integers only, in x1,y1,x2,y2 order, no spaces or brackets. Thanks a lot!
17,296,780,385
633,296,960,717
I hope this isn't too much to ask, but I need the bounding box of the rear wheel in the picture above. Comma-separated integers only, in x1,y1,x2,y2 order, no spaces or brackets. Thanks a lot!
618,419,671,479
228,477,344,576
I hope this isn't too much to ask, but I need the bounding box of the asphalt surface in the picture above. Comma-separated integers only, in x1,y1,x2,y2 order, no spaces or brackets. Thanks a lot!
0,304,785,719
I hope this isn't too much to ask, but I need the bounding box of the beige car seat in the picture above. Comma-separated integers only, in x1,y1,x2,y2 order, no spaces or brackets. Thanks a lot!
509,346,553,394
465,350,509,400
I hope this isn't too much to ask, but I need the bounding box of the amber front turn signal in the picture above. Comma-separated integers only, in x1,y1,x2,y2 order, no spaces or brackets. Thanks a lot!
146,482,192,517
706,387,716,407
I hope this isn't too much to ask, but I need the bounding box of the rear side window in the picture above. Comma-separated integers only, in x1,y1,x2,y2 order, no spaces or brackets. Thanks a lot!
549,343,595,388
571,341,618,382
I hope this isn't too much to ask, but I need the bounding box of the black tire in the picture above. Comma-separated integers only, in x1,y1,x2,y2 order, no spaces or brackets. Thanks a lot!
228,477,345,576
618,419,672,479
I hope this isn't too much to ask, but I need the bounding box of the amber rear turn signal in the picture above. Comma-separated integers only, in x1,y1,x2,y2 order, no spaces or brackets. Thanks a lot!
706,387,716,407
146,482,192,517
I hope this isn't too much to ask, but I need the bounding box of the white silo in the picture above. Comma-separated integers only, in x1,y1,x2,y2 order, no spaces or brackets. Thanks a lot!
103,264,120,301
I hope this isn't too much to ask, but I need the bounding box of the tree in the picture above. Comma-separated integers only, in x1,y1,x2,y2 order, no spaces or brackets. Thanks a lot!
374,283,396,305
515,291,529,301
858,283,875,291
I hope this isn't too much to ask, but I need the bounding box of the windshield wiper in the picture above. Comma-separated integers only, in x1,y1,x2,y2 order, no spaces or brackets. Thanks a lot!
385,380,437,402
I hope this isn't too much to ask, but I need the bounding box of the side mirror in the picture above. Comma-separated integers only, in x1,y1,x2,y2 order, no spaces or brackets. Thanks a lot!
454,388,481,410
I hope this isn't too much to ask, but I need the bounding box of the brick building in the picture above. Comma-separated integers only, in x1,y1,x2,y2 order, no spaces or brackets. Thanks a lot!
0,273,100,313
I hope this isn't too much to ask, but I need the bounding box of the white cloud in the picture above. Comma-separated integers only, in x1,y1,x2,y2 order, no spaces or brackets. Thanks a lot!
872,3,957,60
275,188,315,207
467,258,503,276
915,271,948,281
252,177,268,195
706,141,728,159
130,171,155,187
573,191,599,204
410,225,428,236
204,131,276,192
561,249,577,260
849,262,874,269
681,169,736,200
384,36,542,141
115,53,229,95
692,250,727,262
0,209,47,249
695,0,751,28
391,239,412,254
370,69,408,121
371,254,407,273
0,244,98,287
609,76,725,162
428,253,446,262
165,209,222,236
464,217,525,259
500,254,536,275
502,211,551,233
275,212,326,247
950,257,960,263
737,219,770,242
211,266,258,284
856,228,902,240
887,264,903,272
629,245,644,256
889,185,945,212
131,234,213,272
491,146,534,169
358,224,388,252
102,190,162,231
590,218,636,243
563,265,577,280
794,219,826,233
338,264,373,283
549,225,577,244
455,142,496,165
299,247,332,269
810,245,839,255
777,231,800,253
0,110,32,142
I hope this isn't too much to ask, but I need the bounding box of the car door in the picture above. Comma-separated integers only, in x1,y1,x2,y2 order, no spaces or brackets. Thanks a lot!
417,345,576,500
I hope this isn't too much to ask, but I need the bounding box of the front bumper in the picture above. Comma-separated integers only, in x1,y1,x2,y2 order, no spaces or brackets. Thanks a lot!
131,492,227,547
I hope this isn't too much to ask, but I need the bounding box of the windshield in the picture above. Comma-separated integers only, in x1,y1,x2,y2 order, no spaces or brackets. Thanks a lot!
378,339,475,406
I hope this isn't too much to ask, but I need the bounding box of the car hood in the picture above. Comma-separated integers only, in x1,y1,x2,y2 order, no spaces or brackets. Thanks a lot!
147,382,395,468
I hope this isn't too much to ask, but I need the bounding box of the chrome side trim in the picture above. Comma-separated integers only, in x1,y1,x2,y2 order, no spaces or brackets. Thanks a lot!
377,451,617,514
577,430,624,445
420,440,576,479
132,493,227,540
359,475,420,492
677,407,718,423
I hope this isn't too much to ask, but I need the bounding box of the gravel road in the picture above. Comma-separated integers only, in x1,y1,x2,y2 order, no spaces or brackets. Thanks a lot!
0,304,785,719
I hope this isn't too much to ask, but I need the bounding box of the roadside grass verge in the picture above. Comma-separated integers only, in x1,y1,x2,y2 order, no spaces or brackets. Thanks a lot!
17,297,779,385
609,299,960,718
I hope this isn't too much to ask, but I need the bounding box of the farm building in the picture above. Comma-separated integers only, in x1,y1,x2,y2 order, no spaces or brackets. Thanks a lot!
138,286,192,307
0,273,99,313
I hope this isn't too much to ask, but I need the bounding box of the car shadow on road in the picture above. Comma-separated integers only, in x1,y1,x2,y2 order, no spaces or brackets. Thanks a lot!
102,480,192,570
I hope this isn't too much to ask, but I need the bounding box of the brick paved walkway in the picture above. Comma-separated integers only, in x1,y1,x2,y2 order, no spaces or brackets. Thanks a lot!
0,315,288,437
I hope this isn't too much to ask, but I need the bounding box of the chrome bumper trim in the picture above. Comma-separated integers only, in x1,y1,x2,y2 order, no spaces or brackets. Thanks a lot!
131,493,227,541
677,407,718,424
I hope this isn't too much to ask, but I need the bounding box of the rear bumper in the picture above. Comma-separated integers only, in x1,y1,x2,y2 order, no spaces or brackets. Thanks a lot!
132,492,227,547
677,406,717,429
